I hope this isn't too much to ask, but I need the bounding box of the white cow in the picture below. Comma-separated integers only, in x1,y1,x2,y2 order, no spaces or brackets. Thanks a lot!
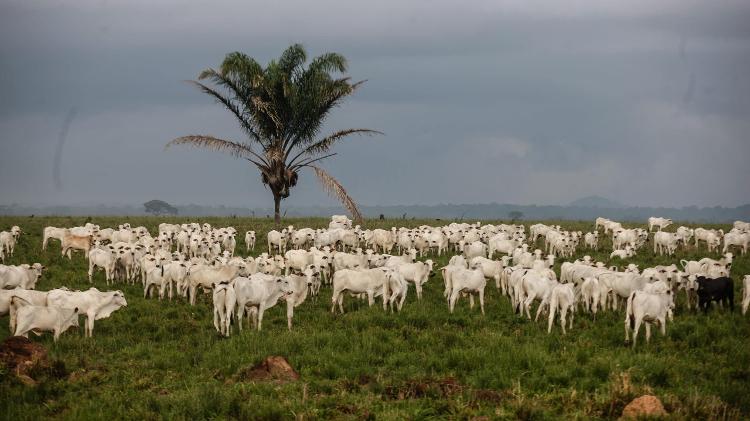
330,268,389,313
0,231,17,258
624,289,674,348
283,270,315,330
12,300,80,342
186,263,244,305
88,248,117,284
610,246,635,260
488,236,517,258
653,231,680,256
245,231,256,251
723,231,749,255
583,232,599,250
675,226,694,246
212,281,236,337
448,267,487,315
469,256,504,291
393,260,434,300
463,241,487,259
46,288,127,337
234,274,292,331
547,283,576,334
648,217,673,232
1,289,50,331
0,263,44,290
267,230,288,254
580,277,608,315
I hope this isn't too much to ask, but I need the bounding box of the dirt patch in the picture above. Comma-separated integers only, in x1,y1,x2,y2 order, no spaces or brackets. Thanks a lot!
0,336,49,385
621,395,667,419
234,356,299,383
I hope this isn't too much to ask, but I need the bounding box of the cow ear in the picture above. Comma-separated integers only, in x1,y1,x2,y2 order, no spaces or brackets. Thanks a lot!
74,307,79,313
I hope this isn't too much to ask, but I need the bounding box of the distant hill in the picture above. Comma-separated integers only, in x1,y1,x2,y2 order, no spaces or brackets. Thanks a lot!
568,196,625,209
2,202,749,223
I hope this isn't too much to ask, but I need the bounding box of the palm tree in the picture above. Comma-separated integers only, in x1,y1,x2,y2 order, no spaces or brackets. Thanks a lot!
167,44,381,224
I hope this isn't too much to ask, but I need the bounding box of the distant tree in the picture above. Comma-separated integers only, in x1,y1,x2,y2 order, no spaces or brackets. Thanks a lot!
508,210,524,222
144,200,178,216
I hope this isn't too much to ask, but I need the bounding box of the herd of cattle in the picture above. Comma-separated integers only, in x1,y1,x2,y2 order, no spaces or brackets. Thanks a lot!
0,215,749,347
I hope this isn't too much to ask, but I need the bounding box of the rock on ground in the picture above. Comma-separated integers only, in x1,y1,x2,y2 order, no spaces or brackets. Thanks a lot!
621,395,667,419
235,356,299,383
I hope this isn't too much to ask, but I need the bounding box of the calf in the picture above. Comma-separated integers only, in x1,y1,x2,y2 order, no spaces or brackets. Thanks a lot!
696,276,734,313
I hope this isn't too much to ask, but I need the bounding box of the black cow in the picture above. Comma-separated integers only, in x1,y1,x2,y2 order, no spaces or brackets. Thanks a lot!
696,276,734,313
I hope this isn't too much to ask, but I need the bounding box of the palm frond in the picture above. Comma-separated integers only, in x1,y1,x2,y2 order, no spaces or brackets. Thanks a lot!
186,80,261,142
310,165,362,222
309,52,348,74
166,135,268,166
287,129,382,165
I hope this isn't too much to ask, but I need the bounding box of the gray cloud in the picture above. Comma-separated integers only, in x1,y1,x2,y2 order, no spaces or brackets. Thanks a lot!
1,0,749,210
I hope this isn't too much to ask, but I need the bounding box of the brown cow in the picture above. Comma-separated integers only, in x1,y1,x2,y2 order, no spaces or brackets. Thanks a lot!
61,233,94,259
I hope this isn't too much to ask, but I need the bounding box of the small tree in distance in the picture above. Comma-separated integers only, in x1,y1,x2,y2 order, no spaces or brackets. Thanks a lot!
144,200,178,216
508,210,524,222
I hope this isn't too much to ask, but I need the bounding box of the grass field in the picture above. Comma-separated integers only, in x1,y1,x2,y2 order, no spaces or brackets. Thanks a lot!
1,216,748,420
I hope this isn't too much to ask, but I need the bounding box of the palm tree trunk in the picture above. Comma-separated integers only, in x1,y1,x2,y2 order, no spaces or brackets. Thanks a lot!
273,192,282,225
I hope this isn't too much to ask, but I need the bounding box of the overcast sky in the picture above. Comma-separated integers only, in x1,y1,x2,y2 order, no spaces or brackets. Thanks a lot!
1,0,749,209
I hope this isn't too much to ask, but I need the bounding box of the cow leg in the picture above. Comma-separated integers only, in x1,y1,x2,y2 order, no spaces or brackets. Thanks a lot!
645,323,651,344
568,306,575,330
632,318,641,348
524,295,535,319
547,303,556,334
213,307,221,333
236,303,244,331
287,302,294,331
331,291,339,314
479,289,485,315
338,294,345,314
560,306,568,334
449,290,459,313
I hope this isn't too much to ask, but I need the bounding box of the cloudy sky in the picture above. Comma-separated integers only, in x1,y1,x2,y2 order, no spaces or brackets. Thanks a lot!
1,0,749,209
